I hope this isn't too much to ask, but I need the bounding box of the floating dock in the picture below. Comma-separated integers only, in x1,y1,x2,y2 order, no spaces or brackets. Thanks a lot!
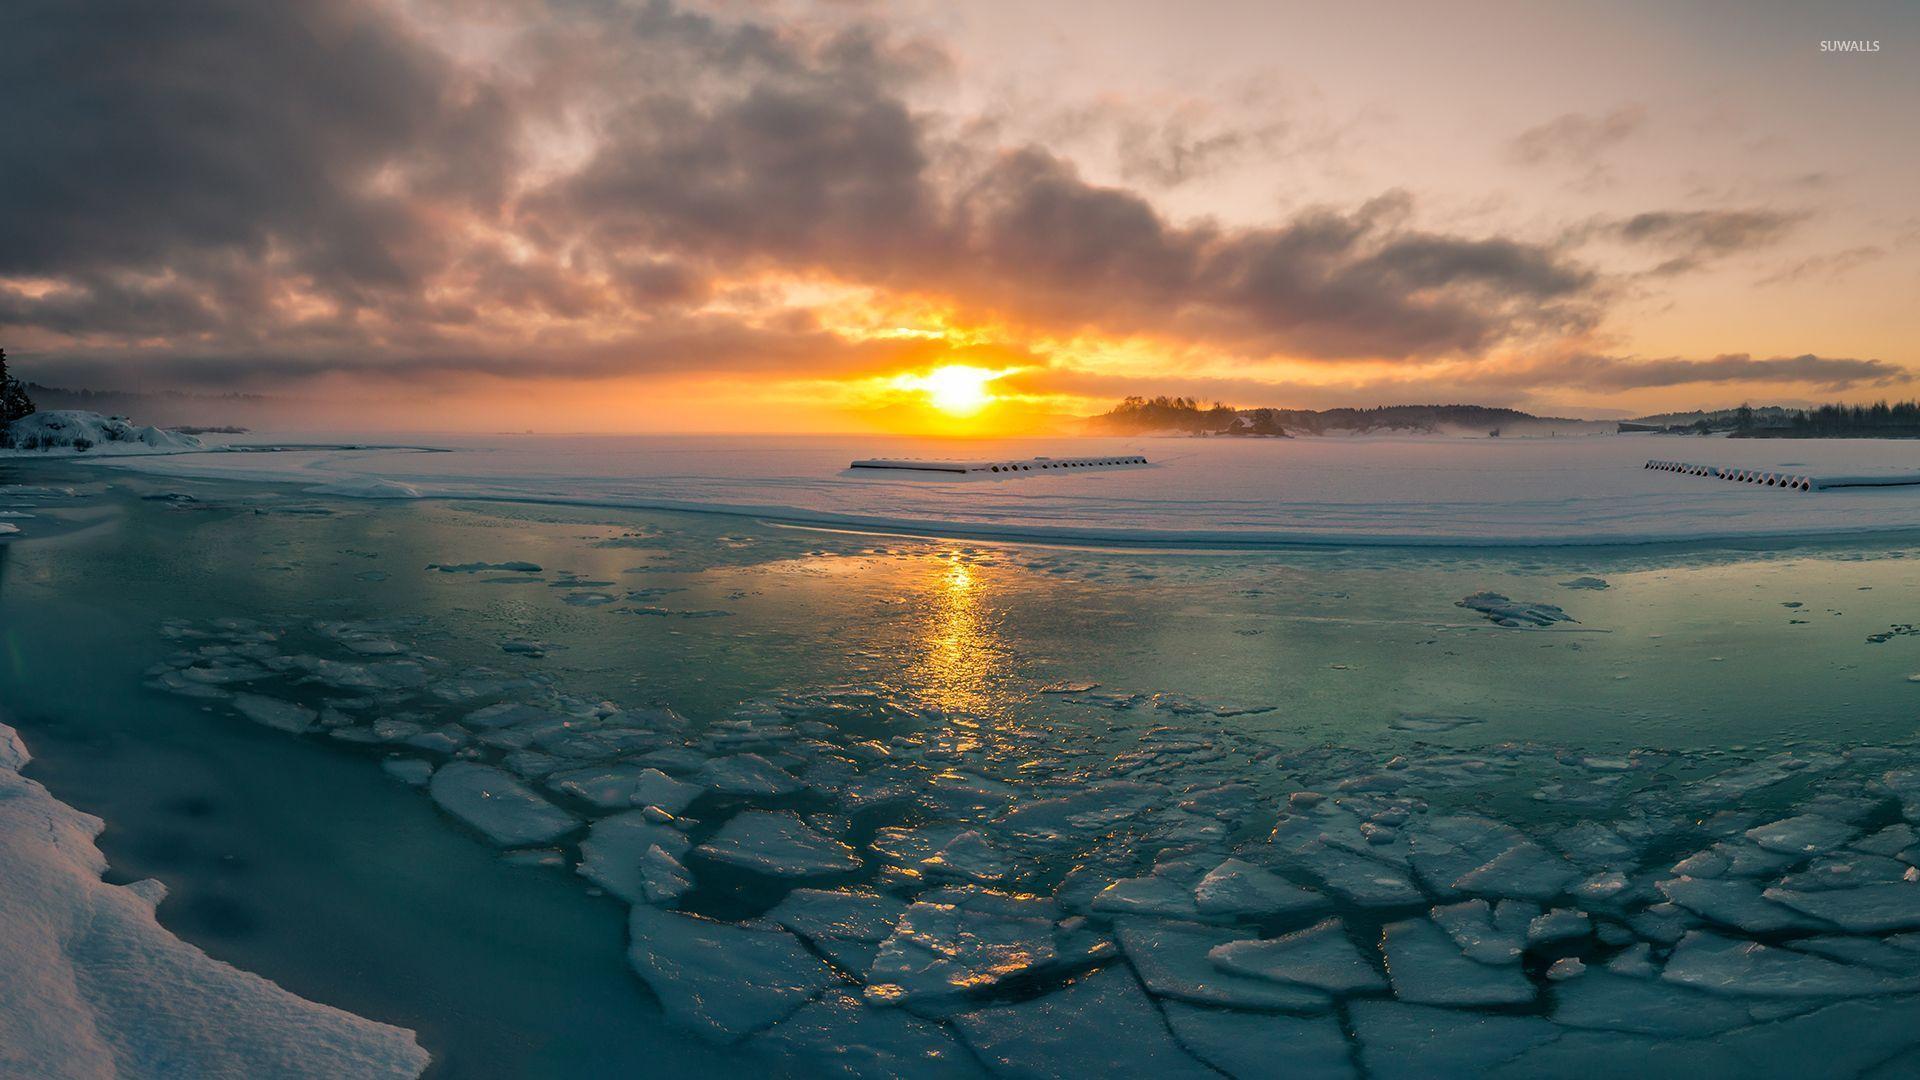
849,455,1148,475
1644,459,1920,492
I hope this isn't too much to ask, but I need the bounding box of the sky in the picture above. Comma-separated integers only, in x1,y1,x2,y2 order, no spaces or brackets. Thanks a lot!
1,0,1914,433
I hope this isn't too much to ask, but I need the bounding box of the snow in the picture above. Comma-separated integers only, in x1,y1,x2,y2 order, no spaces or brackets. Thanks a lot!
426,762,579,846
0,411,202,455
625,907,836,1042
0,722,428,1078
88,432,1920,547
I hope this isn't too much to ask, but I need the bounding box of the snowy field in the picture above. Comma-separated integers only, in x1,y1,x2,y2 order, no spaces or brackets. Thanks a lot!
79,431,1920,547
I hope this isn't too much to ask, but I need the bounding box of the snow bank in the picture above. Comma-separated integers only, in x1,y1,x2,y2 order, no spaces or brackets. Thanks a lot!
0,722,430,1078
86,431,1920,547
0,411,202,455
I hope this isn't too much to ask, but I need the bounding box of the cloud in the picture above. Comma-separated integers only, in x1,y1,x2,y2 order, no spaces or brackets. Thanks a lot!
1579,208,1805,275
0,0,1861,414
1514,352,1899,393
1510,105,1646,168
1757,245,1886,287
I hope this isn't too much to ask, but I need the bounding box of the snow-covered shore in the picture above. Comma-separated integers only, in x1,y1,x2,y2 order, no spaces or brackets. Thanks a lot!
0,722,429,1079
82,431,1920,547
0,410,202,455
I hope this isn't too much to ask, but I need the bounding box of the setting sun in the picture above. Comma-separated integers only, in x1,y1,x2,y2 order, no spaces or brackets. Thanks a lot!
894,365,1003,417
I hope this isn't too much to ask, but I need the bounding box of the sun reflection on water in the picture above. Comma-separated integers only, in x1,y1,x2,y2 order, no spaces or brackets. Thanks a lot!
911,554,1014,742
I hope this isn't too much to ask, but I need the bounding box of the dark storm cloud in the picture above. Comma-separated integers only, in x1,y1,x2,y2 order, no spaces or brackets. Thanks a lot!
0,0,515,288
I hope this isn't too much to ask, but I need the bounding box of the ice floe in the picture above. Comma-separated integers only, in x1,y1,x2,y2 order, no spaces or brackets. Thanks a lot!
626,907,836,1042
695,810,861,877
1208,918,1386,994
428,762,579,846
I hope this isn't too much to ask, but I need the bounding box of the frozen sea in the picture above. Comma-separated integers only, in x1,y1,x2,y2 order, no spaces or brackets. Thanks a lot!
8,434,1920,1077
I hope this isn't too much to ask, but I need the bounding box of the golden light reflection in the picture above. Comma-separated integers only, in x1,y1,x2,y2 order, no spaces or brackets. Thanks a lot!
910,554,1013,741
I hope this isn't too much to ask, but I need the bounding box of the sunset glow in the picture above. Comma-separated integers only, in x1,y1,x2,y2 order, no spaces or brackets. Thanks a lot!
2,0,1912,433
894,365,1005,417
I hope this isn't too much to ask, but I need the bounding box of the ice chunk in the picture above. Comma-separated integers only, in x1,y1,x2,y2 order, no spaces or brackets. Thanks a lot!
1406,815,1524,897
1284,842,1424,907
231,693,318,734
757,991,978,1079
1208,918,1386,994
1451,842,1577,902
954,966,1216,1079
867,901,1057,1005
920,829,1014,884
1091,874,1201,919
1456,592,1574,628
1114,918,1330,1011
1657,877,1826,934
1381,918,1534,1006
1161,1002,1355,1080
1430,899,1525,964
1552,969,1753,1037
428,763,579,846
995,781,1165,844
1526,908,1590,946
767,889,910,973
626,907,835,1042
578,811,692,904
1744,814,1859,857
697,753,805,796
1763,883,1920,932
1661,930,1919,998
546,765,702,813
1192,858,1328,919
1350,1001,1556,1080
696,810,860,877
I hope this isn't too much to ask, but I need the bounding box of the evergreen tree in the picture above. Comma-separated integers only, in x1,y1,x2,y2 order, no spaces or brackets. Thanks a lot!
0,348,37,426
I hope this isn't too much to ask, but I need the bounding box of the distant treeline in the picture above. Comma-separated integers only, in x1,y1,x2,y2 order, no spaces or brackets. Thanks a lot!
1087,396,1592,437
1735,401,1920,438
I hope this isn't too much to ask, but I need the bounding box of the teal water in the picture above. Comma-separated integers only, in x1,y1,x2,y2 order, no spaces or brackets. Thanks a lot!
7,458,1920,1076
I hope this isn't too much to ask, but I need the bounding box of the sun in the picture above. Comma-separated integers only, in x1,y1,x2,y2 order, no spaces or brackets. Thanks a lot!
899,365,1001,416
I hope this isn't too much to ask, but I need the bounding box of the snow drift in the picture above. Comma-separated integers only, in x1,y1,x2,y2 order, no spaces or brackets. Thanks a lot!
0,410,202,454
0,722,430,1079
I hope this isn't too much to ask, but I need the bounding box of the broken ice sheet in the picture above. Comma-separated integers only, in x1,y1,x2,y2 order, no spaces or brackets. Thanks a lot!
954,966,1216,1080
1208,917,1387,994
626,907,836,1043
695,810,861,878
866,901,1057,1006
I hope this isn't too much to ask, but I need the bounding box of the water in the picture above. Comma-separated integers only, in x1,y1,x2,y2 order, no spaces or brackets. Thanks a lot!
7,454,1920,1076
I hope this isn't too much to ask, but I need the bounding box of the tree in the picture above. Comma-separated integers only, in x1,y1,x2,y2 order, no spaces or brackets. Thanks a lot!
0,348,36,426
